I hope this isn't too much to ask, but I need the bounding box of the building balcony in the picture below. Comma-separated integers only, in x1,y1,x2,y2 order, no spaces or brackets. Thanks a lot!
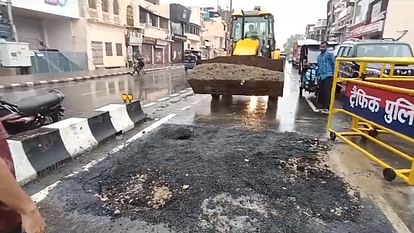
102,13,110,23
89,9,98,19
114,15,120,25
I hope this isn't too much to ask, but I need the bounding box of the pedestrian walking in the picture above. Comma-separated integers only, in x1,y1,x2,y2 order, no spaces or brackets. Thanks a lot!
0,121,47,233
317,41,336,111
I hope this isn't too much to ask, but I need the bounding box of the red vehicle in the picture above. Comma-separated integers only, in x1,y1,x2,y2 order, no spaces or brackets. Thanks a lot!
292,40,304,68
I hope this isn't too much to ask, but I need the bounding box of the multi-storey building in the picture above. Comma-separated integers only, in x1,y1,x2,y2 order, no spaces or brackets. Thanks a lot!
169,3,190,63
305,24,316,39
185,7,201,51
348,0,388,40
326,0,356,42
139,1,171,65
200,7,226,59
326,0,340,41
10,0,87,74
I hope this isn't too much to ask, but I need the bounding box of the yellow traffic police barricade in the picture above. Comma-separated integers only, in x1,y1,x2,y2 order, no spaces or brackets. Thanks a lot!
327,57,414,185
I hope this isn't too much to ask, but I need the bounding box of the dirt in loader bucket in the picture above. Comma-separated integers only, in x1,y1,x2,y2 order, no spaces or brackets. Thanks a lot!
187,56,285,98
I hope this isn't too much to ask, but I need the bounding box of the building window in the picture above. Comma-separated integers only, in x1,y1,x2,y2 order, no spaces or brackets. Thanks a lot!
91,41,103,65
171,22,183,35
149,13,158,27
160,17,168,29
102,0,109,13
127,6,134,26
105,42,113,56
185,24,200,36
113,0,119,15
139,7,148,23
116,43,123,56
88,0,96,9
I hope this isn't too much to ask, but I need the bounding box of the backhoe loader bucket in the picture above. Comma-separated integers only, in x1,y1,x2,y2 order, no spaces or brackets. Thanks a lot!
202,55,284,72
188,56,285,98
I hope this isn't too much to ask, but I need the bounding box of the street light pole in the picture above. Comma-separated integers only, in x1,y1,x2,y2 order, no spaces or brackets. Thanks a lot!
229,0,232,12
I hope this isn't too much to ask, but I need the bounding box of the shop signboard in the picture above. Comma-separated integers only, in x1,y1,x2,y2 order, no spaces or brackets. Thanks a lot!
12,0,79,18
129,32,143,46
350,20,384,38
344,83,414,139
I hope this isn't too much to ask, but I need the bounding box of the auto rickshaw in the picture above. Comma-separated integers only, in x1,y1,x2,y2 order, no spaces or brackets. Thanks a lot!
184,49,202,71
298,40,338,97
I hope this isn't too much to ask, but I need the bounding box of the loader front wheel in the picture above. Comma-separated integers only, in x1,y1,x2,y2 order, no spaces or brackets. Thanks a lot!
211,94,220,99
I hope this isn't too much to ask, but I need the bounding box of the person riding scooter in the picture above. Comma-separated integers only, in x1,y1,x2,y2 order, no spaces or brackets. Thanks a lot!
130,53,145,76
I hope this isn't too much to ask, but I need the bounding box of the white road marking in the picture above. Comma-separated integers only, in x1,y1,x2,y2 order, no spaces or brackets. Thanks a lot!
158,97,170,102
10,83,21,87
179,90,187,93
81,90,105,96
170,93,180,97
31,114,176,203
191,96,208,105
180,106,191,111
0,85,4,89
25,82,35,86
374,195,412,233
304,96,321,113
39,81,48,84
142,102,156,108
51,80,60,83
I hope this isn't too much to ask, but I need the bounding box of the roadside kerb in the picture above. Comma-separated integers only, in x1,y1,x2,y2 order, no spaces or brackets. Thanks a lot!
0,65,183,90
7,100,147,185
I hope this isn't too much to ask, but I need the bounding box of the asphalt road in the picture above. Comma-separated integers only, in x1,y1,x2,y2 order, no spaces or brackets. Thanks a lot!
0,69,189,118
23,64,413,233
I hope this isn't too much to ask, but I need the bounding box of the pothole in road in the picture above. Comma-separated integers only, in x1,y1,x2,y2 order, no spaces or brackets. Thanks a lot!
63,124,395,233
98,169,173,214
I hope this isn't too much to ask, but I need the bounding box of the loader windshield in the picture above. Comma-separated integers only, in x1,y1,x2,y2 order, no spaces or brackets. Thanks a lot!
232,15,274,42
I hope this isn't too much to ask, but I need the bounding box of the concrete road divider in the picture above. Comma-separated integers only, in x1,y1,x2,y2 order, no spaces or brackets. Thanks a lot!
82,111,117,142
8,128,71,184
126,100,147,124
45,118,98,157
7,101,147,184
96,104,135,133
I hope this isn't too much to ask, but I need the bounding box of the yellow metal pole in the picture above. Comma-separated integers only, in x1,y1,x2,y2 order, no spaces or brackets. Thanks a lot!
327,61,341,131
347,79,414,97
354,128,413,162
408,161,414,185
380,63,386,78
337,109,414,145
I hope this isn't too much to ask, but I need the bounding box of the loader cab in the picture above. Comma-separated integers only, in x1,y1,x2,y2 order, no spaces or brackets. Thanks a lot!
230,11,276,58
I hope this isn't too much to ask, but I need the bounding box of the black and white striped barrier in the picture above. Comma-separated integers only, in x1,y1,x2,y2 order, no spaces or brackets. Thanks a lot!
7,101,146,184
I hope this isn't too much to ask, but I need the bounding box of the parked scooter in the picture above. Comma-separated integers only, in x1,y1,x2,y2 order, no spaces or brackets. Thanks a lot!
0,89,65,134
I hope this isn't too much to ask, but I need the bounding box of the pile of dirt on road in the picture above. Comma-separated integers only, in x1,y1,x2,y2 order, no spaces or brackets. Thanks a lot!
189,63,284,81
65,124,394,233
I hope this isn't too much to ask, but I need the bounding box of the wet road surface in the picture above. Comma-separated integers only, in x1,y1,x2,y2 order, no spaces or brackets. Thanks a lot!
23,64,414,232
0,69,189,118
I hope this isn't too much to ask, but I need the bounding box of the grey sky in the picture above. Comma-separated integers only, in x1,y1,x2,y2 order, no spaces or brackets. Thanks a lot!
160,0,327,47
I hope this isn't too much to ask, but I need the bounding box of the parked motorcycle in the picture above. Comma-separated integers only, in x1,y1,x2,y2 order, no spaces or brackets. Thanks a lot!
0,89,65,134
